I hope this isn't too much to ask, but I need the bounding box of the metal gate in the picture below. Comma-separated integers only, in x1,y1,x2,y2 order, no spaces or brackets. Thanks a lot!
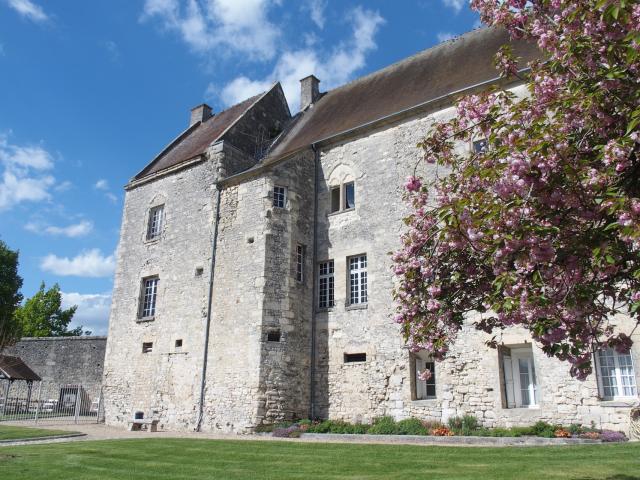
0,379,104,425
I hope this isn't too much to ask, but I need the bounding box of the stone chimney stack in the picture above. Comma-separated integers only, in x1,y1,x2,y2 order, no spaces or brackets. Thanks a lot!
190,103,213,126
300,75,321,111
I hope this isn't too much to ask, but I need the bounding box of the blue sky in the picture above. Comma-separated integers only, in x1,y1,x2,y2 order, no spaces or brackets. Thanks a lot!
0,0,481,334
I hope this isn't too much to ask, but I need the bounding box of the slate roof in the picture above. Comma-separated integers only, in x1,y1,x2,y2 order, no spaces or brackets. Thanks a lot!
266,27,539,161
0,355,41,381
134,92,265,180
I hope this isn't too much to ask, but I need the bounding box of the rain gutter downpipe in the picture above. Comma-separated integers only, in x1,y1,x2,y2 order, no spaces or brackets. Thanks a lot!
310,143,319,420
196,185,222,432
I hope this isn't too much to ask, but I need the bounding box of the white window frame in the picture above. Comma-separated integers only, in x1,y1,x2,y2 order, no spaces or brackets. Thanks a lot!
139,276,159,319
273,186,287,208
413,352,436,400
296,244,305,283
146,205,164,241
318,260,335,309
348,254,367,305
596,348,638,400
501,345,539,408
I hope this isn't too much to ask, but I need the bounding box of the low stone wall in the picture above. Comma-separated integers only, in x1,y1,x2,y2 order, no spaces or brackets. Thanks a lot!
4,336,107,390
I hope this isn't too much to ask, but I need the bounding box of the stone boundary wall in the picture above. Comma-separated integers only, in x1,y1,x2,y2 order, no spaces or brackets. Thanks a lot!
4,336,107,390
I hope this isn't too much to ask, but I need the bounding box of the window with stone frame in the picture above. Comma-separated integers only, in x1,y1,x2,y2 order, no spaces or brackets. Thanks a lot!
596,348,638,400
296,244,306,283
146,204,164,241
412,351,436,400
348,254,367,305
273,186,287,208
328,167,356,214
139,276,159,319
499,344,539,408
318,260,335,309
472,138,488,153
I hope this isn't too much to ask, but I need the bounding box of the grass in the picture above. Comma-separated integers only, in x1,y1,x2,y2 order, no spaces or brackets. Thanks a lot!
0,425,73,441
0,438,638,479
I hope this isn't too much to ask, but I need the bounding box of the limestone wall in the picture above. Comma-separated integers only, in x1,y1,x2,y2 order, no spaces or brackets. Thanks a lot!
5,336,106,391
313,97,640,434
103,155,220,430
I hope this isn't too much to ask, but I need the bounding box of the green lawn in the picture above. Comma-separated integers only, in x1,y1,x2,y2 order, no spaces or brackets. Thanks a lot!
0,424,73,441
0,438,638,479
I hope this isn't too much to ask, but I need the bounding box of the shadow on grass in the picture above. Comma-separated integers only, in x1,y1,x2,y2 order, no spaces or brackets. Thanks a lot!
574,476,640,480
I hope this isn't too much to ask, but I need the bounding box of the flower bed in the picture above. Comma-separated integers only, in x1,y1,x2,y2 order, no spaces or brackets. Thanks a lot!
259,416,628,442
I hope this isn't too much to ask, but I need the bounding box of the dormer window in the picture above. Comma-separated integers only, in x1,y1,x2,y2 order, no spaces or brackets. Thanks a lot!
146,205,164,240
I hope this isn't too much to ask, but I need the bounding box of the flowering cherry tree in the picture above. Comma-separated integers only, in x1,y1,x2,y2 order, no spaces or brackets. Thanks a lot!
393,0,640,379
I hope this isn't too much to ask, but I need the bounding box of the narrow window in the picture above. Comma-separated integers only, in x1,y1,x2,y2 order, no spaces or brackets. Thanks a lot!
473,139,488,153
500,345,539,408
146,205,164,240
139,276,159,319
348,255,367,305
344,182,355,209
344,353,366,363
330,187,341,213
413,353,436,399
267,330,281,342
175,339,183,352
142,342,153,354
318,260,335,309
597,348,637,399
273,186,286,208
296,245,305,283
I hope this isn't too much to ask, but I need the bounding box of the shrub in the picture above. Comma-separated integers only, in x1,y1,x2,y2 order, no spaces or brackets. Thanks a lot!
306,420,332,433
448,415,480,435
530,421,556,438
431,426,454,436
554,428,571,438
600,430,628,443
580,431,600,440
368,416,397,435
567,424,584,435
395,418,429,436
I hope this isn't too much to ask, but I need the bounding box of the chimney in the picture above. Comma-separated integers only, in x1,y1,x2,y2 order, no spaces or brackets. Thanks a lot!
300,75,321,111
190,103,213,126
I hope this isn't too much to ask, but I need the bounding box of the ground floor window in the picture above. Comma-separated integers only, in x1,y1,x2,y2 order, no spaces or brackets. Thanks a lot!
500,345,538,408
412,351,436,400
596,348,637,400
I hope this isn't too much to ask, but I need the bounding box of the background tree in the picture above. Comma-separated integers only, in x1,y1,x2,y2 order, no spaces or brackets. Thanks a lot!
393,0,640,379
15,282,88,337
0,240,23,352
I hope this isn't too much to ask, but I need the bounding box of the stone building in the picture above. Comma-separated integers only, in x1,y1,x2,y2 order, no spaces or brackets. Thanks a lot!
103,27,639,435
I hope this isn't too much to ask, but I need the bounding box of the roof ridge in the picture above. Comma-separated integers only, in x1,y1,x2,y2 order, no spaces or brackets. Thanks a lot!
317,27,489,100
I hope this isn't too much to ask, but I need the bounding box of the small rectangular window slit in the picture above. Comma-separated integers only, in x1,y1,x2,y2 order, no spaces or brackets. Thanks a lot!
344,353,366,363
267,330,281,342
142,342,153,354
175,339,183,351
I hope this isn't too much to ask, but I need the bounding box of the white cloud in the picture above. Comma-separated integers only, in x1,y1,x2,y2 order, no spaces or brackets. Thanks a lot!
306,0,327,29
62,291,112,335
25,220,93,238
219,6,385,111
94,179,109,190
437,32,456,43
442,0,466,13
0,134,56,210
41,249,116,278
105,192,118,204
103,40,121,63
141,0,282,61
5,0,49,23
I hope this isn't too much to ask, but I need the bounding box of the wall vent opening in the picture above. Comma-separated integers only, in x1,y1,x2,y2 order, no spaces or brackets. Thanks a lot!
142,342,153,354
267,330,281,342
175,339,183,351
344,353,366,363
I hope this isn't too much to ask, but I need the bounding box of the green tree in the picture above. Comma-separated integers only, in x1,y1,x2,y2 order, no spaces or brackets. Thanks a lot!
15,282,88,337
0,240,23,352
